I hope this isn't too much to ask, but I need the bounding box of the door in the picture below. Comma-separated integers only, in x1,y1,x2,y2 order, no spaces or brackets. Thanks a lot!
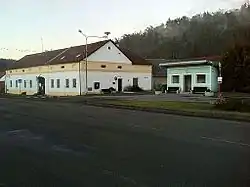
184,75,192,92
37,76,45,95
118,78,122,92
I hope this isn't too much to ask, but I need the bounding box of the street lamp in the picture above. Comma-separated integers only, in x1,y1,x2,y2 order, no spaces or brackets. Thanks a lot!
78,30,110,95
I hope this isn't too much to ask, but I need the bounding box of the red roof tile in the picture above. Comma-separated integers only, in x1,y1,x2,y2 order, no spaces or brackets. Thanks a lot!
9,40,149,69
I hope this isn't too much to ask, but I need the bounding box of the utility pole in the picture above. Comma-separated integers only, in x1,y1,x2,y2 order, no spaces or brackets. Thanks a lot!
41,37,44,53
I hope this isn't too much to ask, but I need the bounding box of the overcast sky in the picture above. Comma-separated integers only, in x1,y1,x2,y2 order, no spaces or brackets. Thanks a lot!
0,0,243,59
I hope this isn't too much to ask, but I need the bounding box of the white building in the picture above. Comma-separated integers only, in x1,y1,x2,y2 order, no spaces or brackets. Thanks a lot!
5,40,152,96
160,57,220,93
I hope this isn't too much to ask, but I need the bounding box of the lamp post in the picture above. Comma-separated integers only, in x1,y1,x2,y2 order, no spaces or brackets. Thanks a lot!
78,30,110,94
218,62,223,100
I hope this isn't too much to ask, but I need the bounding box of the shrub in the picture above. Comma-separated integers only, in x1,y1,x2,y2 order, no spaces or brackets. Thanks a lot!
123,85,144,92
154,84,167,92
214,98,250,112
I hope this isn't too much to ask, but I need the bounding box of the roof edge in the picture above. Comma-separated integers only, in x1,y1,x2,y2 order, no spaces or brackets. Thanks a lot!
160,60,209,67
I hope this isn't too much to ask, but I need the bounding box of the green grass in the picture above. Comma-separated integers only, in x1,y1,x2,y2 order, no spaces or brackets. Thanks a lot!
108,100,212,111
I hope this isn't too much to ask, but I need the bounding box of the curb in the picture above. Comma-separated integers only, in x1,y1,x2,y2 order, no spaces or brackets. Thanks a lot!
2,95,250,123
83,102,250,123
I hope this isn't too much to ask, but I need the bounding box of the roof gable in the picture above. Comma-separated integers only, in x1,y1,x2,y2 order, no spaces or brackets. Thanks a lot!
87,41,132,64
9,40,149,69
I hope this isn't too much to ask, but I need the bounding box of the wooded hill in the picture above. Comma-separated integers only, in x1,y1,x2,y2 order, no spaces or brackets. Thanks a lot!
118,3,250,59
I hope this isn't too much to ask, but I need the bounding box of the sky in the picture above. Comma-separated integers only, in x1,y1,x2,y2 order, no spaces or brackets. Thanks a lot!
0,0,244,59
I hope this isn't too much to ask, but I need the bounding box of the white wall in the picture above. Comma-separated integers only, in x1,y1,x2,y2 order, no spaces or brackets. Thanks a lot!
6,70,151,96
87,71,151,92
211,66,219,92
6,71,80,96
87,41,132,64
167,65,212,92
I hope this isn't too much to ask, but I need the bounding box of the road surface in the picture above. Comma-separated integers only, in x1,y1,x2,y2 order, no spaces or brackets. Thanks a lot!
0,97,250,187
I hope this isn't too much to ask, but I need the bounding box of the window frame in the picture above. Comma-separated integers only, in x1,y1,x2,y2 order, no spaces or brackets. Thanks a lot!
51,79,55,88
30,80,32,88
24,80,27,88
196,74,206,83
73,79,77,88
56,79,60,88
172,75,180,84
94,82,100,90
65,79,69,88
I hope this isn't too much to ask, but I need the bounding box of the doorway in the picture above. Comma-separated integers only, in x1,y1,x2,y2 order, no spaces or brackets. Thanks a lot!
118,78,122,92
184,75,192,92
37,76,45,95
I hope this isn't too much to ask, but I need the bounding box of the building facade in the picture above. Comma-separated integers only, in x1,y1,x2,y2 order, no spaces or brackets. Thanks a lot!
146,59,167,90
5,40,152,96
160,59,219,93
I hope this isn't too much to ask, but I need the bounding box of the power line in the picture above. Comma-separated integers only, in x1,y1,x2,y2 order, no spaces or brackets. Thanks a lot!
0,48,38,53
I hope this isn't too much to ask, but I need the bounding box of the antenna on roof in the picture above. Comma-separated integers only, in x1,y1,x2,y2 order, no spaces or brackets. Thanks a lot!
41,37,44,53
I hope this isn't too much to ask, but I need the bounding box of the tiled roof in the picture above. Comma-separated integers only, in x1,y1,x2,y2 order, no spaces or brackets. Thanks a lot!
9,40,149,69
0,72,5,80
146,59,167,77
10,40,109,69
119,48,150,65
164,56,221,63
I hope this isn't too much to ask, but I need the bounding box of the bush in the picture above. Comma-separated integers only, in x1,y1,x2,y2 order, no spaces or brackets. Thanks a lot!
239,86,250,93
123,85,144,92
154,84,167,92
214,98,250,112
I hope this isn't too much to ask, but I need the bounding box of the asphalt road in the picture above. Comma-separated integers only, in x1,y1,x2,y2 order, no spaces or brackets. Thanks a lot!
0,97,250,187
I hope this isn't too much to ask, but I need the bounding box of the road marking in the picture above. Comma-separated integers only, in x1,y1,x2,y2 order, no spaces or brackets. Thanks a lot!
201,136,250,147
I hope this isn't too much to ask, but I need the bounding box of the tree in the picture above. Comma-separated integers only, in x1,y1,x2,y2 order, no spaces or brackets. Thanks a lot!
221,43,250,92
118,4,250,60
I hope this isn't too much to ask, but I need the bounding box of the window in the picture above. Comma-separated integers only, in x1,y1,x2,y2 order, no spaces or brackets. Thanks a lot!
73,79,77,88
61,66,65,69
101,65,106,68
133,78,138,87
16,80,18,88
107,46,111,50
94,82,100,89
172,75,180,83
65,79,69,88
22,69,25,72
10,80,12,87
197,74,206,83
117,66,122,69
51,79,54,88
24,80,27,88
30,80,32,88
57,79,60,88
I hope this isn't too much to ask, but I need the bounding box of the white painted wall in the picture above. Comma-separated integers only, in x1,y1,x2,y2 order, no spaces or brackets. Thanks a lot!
87,71,151,92
167,65,214,92
87,41,132,64
6,71,80,96
211,66,219,92
6,70,151,96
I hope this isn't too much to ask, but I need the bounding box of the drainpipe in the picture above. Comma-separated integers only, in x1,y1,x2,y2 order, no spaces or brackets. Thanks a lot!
79,60,82,96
